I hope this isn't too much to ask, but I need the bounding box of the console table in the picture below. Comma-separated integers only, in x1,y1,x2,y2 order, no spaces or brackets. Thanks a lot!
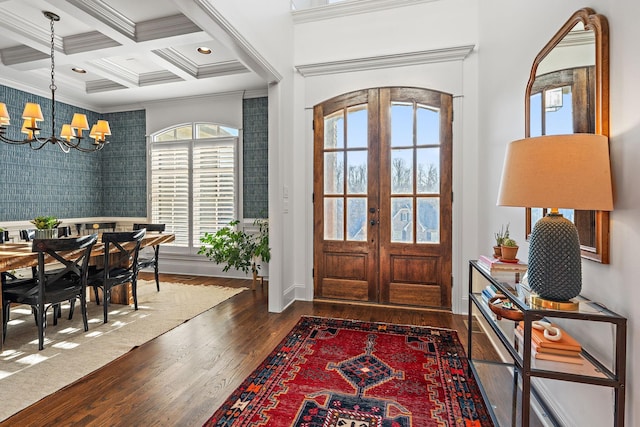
468,260,626,426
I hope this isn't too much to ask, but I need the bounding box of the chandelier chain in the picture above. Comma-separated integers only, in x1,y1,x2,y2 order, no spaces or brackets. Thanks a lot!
50,14,56,131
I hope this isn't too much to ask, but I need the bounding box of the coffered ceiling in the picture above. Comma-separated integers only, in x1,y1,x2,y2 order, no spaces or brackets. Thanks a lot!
0,0,274,111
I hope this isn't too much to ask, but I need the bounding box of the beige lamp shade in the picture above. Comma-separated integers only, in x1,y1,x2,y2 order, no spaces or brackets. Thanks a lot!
21,103,44,121
70,113,90,131
0,102,10,125
60,124,76,141
94,120,111,136
497,134,613,211
21,119,40,138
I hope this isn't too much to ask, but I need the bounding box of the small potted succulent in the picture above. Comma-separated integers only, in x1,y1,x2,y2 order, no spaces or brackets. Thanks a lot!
493,223,510,258
500,237,519,261
31,216,62,239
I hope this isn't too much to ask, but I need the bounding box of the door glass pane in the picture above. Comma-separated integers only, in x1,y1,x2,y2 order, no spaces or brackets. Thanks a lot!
324,152,344,194
417,148,439,194
324,198,344,240
545,86,573,135
391,197,413,243
391,149,413,194
417,197,440,243
347,198,367,241
347,151,367,194
391,102,413,147
347,105,368,148
416,105,439,145
324,111,344,149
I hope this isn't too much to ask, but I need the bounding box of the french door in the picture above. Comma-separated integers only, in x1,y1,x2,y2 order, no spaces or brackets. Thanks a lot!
313,87,453,309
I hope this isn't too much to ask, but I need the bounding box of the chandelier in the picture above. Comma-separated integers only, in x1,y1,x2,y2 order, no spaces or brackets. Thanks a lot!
0,11,111,153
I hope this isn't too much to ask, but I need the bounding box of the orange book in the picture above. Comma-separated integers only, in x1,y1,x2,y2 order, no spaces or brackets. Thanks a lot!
514,326,581,356
514,327,584,365
517,322,582,352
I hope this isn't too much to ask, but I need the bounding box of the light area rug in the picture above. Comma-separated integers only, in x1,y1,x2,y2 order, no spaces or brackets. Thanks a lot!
0,280,246,421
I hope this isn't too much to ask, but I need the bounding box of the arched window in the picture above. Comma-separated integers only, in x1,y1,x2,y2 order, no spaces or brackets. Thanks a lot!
150,123,240,252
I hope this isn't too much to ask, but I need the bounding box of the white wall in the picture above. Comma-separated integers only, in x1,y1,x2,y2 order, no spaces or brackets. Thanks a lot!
479,0,637,425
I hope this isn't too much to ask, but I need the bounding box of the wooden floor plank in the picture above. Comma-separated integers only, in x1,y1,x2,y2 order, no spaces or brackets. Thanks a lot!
1,273,499,426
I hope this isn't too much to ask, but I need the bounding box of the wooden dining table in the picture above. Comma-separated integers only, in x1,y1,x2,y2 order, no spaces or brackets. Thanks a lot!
0,233,175,348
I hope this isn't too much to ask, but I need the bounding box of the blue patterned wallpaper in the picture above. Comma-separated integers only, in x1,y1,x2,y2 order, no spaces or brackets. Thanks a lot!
243,97,269,218
0,84,267,222
0,84,146,221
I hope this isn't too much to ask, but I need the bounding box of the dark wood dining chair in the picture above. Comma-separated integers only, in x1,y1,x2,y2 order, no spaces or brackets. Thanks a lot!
88,229,146,323
2,234,98,350
133,223,165,291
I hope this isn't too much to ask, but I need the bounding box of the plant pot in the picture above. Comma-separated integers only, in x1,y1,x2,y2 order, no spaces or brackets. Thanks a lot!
500,245,518,261
34,228,58,239
493,245,502,258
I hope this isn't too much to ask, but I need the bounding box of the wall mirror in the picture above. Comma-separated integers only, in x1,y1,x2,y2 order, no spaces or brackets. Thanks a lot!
525,8,610,263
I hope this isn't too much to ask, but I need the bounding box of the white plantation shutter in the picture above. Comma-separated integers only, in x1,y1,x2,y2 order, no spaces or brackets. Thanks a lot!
193,139,236,247
151,142,190,246
150,125,238,252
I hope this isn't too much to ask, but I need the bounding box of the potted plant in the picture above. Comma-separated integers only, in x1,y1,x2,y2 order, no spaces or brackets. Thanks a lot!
500,237,519,261
30,215,61,239
493,223,510,258
198,219,270,288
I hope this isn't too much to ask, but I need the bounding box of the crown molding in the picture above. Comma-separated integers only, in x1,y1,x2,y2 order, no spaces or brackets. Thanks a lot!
153,48,198,76
67,0,135,40
136,14,202,43
295,45,474,77
64,31,121,56
292,0,439,23
197,61,249,79
86,79,127,94
139,71,183,87
0,46,48,67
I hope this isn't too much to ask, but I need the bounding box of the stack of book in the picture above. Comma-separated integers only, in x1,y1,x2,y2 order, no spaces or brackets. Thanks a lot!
514,321,584,364
477,255,528,284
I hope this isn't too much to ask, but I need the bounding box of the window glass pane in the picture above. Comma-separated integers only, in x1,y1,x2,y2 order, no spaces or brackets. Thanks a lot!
347,198,366,241
559,208,575,223
346,105,367,148
155,129,176,142
175,125,193,140
391,148,413,194
391,102,413,147
417,197,439,243
324,152,344,195
346,150,367,194
417,148,439,194
416,105,439,145
530,92,542,137
324,198,344,240
324,111,344,149
196,124,239,138
545,86,573,135
391,197,413,243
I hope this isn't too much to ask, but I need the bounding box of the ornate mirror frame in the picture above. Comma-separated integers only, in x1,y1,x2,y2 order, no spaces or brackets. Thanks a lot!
525,8,610,263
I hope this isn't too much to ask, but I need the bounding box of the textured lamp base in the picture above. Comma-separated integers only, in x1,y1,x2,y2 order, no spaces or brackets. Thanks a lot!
528,212,582,301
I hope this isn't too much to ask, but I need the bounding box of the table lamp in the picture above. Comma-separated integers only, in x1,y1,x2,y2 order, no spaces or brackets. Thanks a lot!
497,134,613,308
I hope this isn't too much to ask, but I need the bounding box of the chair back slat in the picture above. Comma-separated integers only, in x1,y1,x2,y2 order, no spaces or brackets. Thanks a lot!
133,223,165,233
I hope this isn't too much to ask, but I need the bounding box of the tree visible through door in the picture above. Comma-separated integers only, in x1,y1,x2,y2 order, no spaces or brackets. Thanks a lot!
313,87,453,309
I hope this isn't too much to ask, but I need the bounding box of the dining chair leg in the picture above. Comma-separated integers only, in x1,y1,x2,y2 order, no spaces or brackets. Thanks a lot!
93,286,100,305
154,245,160,291
68,298,76,320
103,288,109,324
37,306,45,351
132,280,139,311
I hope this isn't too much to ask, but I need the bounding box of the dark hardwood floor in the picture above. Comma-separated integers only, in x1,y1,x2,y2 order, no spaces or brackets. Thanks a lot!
2,273,499,426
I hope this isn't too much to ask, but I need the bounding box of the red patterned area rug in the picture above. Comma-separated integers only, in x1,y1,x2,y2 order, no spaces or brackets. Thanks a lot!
204,316,493,426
